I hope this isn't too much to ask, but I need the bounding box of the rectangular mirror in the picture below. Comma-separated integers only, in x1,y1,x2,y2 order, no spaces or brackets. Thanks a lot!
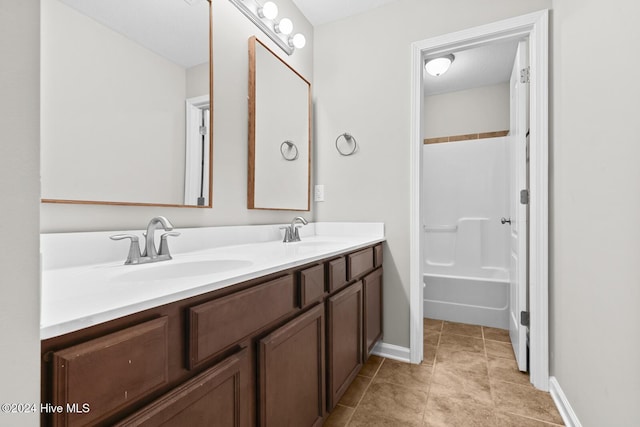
41,0,213,207
248,37,311,211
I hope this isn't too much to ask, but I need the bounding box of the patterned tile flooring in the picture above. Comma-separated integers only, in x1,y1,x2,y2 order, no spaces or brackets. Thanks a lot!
323,319,564,427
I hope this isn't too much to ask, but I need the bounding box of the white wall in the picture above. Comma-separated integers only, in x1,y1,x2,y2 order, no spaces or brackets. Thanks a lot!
550,0,640,425
313,0,551,348
41,0,314,231
0,1,41,426
423,83,510,138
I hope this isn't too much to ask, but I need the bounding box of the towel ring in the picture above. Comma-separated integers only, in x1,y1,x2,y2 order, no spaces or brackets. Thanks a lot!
280,140,299,161
335,132,358,156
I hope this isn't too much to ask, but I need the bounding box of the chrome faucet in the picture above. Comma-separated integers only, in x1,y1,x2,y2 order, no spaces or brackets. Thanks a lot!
110,216,180,265
280,216,308,243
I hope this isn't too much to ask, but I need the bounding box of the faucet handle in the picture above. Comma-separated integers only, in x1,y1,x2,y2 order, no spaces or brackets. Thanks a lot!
292,225,303,242
110,234,142,265
279,226,293,243
158,232,180,258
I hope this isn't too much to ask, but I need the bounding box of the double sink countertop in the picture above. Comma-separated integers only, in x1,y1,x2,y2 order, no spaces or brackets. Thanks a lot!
40,222,385,340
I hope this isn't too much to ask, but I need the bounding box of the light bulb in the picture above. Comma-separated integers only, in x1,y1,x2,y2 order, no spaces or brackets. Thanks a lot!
276,18,293,35
424,54,455,77
258,1,278,20
289,33,306,49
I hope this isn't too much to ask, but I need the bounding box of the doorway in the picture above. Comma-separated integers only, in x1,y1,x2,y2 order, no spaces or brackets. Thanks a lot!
409,10,549,390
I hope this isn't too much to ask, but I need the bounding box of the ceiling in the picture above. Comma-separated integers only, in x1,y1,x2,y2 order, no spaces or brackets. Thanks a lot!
59,0,209,68
292,0,397,26
423,40,519,96
59,0,518,95
291,0,519,95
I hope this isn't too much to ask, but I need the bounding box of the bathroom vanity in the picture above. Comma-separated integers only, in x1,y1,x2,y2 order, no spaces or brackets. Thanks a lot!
40,223,384,426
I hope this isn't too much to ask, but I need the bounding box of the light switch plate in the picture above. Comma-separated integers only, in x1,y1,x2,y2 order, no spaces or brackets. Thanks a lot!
314,185,325,202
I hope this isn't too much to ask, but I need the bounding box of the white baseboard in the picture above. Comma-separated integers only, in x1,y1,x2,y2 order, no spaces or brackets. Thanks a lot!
371,341,411,363
549,376,582,427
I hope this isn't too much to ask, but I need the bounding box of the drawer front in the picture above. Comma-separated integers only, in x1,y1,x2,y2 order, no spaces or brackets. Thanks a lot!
328,257,347,292
299,264,326,307
51,317,169,427
189,275,297,369
374,244,383,268
347,247,374,281
115,347,250,427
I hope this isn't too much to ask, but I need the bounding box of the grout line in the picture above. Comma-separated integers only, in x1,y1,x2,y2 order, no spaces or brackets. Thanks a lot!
420,330,440,426
347,358,386,420
499,410,566,426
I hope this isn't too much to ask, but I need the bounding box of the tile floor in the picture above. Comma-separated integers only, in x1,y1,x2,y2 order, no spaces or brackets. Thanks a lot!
323,318,564,427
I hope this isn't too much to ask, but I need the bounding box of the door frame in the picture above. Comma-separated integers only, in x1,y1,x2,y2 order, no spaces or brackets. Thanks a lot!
408,10,549,390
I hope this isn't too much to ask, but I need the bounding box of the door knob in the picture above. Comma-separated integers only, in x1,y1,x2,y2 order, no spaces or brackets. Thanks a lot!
501,217,512,225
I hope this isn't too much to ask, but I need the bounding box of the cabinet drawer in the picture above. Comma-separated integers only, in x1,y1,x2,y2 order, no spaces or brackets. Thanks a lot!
189,275,296,369
115,347,250,427
374,244,383,268
51,317,169,427
328,257,347,292
347,247,374,280
299,264,326,308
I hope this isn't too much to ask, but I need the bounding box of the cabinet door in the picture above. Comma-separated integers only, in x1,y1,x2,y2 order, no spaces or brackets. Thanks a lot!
327,281,363,411
363,268,383,359
115,347,250,427
259,304,325,427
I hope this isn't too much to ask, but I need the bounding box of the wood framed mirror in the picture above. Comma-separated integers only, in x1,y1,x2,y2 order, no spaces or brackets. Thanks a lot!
40,0,213,207
248,36,311,211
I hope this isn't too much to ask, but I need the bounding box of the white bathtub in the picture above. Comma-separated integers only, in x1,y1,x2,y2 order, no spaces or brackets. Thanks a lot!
423,272,509,329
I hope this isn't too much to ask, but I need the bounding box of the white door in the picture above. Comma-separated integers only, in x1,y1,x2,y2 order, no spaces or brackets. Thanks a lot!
508,39,529,372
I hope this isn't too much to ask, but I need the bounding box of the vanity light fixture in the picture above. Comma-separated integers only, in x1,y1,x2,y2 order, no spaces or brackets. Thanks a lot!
425,54,455,77
228,0,306,56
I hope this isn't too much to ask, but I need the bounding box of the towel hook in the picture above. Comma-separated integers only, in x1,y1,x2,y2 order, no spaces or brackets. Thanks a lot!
335,132,358,156
280,140,299,161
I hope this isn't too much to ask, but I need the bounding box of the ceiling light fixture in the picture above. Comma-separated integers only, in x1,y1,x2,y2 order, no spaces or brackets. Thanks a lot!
425,54,455,77
228,0,306,56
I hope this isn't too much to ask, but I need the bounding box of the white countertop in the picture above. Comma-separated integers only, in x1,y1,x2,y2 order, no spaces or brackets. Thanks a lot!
40,222,384,340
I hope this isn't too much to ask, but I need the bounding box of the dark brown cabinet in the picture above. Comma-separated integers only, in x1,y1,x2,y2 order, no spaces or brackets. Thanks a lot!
258,303,325,427
42,243,383,426
326,281,363,410
50,317,169,427
363,268,383,358
115,347,250,427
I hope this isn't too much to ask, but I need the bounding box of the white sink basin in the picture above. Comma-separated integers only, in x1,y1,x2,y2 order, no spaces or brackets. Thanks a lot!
111,259,253,282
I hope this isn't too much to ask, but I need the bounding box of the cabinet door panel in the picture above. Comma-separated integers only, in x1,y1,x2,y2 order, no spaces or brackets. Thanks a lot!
327,281,363,410
51,317,169,427
259,304,325,427
115,347,250,427
363,268,383,358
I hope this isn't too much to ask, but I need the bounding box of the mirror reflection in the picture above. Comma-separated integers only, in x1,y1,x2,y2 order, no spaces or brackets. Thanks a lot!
41,0,212,207
248,37,311,211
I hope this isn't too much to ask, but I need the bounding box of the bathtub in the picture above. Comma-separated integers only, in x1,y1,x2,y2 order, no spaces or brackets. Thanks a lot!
422,218,510,329
423,271,509,329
